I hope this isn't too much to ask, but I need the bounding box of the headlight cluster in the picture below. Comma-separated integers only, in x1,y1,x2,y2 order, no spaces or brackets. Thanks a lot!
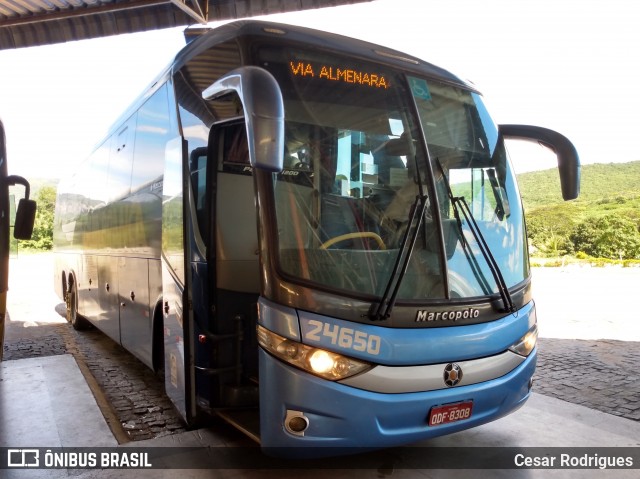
508,323,538,357
257,325,372,380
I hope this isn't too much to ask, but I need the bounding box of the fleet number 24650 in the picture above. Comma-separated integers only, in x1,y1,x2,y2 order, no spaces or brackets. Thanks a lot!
304,320,381,356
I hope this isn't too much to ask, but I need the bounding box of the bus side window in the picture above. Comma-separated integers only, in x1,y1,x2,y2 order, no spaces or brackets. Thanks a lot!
219,122,250,174
132,84,171,191
189,147,209,245
108,117,135,203
214,121,260,293
226,124,249,164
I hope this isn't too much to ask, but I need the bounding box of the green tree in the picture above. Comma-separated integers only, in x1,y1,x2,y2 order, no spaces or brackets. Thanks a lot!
526,212,574,257
571,215,640,260
20,186,56,250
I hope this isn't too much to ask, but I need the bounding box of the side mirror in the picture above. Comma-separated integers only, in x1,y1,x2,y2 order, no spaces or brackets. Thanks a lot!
202,66,284,173
14,198,37,240
6,175,36,240
499,124,581,201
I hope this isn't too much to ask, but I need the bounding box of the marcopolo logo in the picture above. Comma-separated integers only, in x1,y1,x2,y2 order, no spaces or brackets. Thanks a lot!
415,308,480,322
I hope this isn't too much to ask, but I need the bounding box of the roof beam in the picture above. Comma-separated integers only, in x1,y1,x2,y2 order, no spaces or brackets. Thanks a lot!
0,0,171,28
0,0,373,50
169,0,208,24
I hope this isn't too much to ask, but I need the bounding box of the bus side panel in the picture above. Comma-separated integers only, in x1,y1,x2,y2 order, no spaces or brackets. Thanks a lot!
119,257,152,368
78,254,99,320
97,255,120,343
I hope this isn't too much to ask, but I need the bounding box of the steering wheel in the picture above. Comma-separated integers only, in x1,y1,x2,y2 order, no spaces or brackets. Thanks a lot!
320,232,386,250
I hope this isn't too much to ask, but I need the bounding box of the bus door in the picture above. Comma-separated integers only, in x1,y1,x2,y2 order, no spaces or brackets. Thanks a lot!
200,120,261,436
161,135,197,424
171,65,284,433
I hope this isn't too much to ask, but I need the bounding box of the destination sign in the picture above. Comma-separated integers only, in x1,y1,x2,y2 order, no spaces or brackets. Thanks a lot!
290,61,391,89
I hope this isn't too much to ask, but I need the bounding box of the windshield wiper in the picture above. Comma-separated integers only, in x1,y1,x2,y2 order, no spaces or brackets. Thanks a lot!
437,160,515,313
486,169,510,221
369,193,429,321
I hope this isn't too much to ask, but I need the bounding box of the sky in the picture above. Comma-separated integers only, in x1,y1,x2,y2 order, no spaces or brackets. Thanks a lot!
0,0,639,180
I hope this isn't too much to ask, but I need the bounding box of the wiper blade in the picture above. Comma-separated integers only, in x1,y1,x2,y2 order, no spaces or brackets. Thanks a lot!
369,193,429,321
437,161,514,313
486,169,509,221
455,196,514,312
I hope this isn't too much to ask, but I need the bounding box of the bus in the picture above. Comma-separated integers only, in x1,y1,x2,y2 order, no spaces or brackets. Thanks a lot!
53,20,580,456
1,118,36,360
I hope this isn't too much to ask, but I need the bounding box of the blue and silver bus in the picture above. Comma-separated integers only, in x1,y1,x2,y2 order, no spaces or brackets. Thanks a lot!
54,21,580,456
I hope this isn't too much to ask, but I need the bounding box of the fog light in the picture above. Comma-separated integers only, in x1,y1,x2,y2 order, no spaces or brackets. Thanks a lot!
285,410,309,436
288,416,308,432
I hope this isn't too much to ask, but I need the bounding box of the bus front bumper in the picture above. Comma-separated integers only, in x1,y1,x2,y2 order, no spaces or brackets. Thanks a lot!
258,347,536,457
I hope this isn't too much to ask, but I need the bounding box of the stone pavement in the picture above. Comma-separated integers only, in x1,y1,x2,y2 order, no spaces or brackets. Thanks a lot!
535,338,640,421
3,318,639,444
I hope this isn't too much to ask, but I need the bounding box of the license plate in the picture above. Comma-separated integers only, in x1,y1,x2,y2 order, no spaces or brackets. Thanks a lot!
428,401,473,426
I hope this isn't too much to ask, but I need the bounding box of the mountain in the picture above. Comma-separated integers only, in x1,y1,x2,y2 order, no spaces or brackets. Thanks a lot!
516,161,640,259
518,160,640,210
517,160,640,219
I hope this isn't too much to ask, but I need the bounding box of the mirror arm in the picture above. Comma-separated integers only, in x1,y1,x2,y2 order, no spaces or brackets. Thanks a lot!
499,124,581,201
5,175,31,199
202,66,284,172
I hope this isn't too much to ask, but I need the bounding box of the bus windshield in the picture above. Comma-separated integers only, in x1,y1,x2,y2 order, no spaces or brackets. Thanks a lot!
259,46,528,302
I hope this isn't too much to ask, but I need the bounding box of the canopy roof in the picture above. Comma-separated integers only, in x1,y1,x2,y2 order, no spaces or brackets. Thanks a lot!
0,0,371,49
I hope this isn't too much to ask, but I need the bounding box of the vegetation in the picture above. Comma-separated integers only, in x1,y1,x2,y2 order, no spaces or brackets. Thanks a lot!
518,161,640,264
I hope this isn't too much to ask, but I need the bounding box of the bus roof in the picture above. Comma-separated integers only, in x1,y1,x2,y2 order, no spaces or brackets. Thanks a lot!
102,20,476,152
174,20,471,88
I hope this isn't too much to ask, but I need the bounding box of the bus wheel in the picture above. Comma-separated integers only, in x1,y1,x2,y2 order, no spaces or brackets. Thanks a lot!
66,277,89,330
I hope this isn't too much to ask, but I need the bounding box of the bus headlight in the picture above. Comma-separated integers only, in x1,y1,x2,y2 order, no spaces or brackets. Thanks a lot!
257,325,372,380
508,323,538,357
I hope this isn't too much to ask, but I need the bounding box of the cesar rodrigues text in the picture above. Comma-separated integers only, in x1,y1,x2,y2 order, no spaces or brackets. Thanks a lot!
515,453,634,469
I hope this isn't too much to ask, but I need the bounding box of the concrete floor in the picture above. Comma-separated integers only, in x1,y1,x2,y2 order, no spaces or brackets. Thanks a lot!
1,352,638,478
0,355,116,448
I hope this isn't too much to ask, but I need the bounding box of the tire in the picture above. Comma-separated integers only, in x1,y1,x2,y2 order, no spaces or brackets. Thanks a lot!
66,277,90,330
152,304,165,377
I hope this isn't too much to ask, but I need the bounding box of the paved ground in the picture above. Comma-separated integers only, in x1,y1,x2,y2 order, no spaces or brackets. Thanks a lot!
3,320,186,443
5,323,639,442
535,338,640,421
2,255,640,443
